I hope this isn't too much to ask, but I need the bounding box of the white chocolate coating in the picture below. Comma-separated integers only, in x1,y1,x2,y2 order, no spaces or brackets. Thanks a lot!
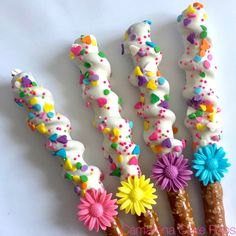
12,71,104,194
70,35,141,180
123,21,184,155
177,3,222,148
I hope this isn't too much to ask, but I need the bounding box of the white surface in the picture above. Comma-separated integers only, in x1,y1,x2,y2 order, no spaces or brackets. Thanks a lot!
0,0,235,235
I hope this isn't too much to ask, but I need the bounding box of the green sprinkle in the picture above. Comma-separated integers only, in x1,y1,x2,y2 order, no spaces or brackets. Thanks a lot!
80,49,86,55
84,62,92,68
111,168,121,177
19,91,25,98
196,110,204,117
200,31,207,39
150,93,160,104
200,72,205,78
118,97,123,105
103,89,110,95
76,162,82,169
80,175,88,183
31,82,37,87
98,51,106,58
200,25,207,31
188,113,196,120
111,143,118,149
65,173,73,181
154,46,160,53
84,71,90,78
164,95,170,101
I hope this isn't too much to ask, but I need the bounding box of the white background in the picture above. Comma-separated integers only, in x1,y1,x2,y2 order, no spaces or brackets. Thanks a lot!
0,0,236,235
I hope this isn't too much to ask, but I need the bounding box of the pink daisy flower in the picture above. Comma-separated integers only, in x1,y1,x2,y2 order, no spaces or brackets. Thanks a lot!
151,152,192,192
77,189,118,232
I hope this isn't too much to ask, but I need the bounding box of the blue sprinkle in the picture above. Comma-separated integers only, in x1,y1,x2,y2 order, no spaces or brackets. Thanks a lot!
158,77,166,85
47,112,54,118
194,87,202,95
34,104,41,111
83,78,90,85
146,41,156,48
16,101,23,107
132,145,140,155
53,148,66,158
194,55,202,63
177,15,182,22
49,133,58,142
28,112,35,119
129,121,134,128
144,20,152,25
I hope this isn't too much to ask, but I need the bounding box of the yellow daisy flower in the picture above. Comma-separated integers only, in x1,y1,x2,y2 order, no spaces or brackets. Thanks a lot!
116,175,157,216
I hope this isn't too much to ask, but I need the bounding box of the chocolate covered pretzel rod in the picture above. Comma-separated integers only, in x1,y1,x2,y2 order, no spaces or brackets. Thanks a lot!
11,70,126,235
177,3,230,235
70,35,163,236
122,21,196,236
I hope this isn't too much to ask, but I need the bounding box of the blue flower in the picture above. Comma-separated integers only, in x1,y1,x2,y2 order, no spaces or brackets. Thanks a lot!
192,144,230,186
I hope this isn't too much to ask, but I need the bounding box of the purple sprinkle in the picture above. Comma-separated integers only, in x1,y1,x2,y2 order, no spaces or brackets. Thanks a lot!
161,138,172,148
187,32,195,44
22,76,32,88
183,18,191,27
138,76,147,86
57,135,68,144
74,186,81,194
121,43,124,55
90,74,99,81
138,49,146,57
130,33,137,41
81,165,88,172
159,100,169,109
127,26,133,35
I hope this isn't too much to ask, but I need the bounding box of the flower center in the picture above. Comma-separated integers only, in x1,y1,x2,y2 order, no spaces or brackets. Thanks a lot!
129,187,143,202
164,165,178,179
206,158,219,170
89,203,104,218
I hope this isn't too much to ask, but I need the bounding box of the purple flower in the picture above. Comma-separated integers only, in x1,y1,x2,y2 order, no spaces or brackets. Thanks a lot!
151,152,192,192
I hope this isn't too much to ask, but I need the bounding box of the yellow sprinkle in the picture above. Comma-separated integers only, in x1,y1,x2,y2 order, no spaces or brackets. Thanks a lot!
69,52,75,60
186,4,196,14
146,79,157,90
103,127,110,134
117,155,123,163
36,123,48,134
91,39,97,46
203,13,208,20
64,159,75,171
134,66,143,76
91,81,98,86
199,104,207,111
146,71,155,77
140,96,145,103
196,123,206,131
113,127,120,137
73,175,80,183
29,97,38,105
124,31,128,41
209,114,215,122
144,120,150,131
44,103,54,113
150,144,163,154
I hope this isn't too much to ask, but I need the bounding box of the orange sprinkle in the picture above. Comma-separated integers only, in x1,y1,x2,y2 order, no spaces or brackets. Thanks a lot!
112,137,119,143
206,104,214,113
156,70,161,76
193,2,204,9
192,142,198,151
81,182,87,190
172,126,178,134
81,35,91,45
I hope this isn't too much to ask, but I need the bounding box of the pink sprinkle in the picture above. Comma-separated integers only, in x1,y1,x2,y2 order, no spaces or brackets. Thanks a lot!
203,60,211,69
173,146,182,152
207,54,213,60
